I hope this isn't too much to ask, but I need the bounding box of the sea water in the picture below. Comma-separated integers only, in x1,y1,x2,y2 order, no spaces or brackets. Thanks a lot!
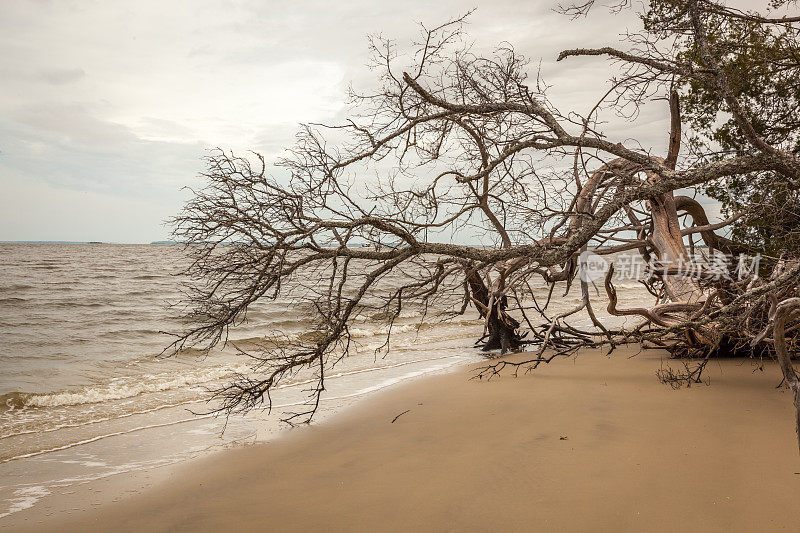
0,243,650,520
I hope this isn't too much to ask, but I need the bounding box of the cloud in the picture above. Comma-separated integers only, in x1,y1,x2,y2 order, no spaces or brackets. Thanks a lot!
8,104,137,147
0,111,203,200
37,67,85,85
0,0,688,242
0,177,188,243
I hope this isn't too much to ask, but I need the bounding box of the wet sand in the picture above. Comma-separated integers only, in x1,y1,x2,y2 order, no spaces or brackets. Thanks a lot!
14,346,800,532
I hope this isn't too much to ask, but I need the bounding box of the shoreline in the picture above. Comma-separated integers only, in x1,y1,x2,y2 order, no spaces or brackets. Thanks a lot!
1,348,475,527
10,346,800,532
0,335,482,523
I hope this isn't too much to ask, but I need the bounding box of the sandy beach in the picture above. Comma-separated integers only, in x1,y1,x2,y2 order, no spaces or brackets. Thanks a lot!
4,0,799,531
11,346,800,532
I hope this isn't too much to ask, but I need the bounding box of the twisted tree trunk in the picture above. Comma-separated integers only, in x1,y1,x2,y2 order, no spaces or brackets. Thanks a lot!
466,268,523,353
774,298,800,452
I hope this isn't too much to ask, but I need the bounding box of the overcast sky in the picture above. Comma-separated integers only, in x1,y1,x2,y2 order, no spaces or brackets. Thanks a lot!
0,0,681,243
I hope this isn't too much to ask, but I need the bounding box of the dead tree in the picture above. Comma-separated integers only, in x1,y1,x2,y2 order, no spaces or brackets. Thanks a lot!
172,1,800,437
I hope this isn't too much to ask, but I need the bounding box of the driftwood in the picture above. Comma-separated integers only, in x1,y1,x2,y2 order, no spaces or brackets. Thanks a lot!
171,0,800,445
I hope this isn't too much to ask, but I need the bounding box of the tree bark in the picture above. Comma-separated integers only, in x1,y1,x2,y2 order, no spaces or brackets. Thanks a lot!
466,268,522,353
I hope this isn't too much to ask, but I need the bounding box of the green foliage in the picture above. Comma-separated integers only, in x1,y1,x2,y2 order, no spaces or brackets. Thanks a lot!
705,173,800,257
644,1,800,257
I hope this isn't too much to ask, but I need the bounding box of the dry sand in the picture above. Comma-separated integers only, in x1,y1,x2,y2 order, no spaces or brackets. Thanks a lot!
15,346,800,532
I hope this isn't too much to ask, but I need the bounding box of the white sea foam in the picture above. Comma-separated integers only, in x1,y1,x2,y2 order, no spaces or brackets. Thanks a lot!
22,349,459,409
0,398,204,441
347,327,375,337
0,414,219,464
24,364,252,408
348,323,424,338
0,486,50,519
1,354,465,447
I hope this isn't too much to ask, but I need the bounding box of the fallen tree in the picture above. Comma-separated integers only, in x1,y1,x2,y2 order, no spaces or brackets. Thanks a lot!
172,0,800,446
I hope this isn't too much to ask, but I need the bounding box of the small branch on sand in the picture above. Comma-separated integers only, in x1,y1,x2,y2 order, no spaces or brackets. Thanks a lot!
391,410,411,424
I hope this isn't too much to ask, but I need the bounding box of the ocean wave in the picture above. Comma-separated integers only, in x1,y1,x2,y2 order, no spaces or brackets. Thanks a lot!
8,364,251,408
172,346,211,357
0,353,465,443
0,398,203,441
50,301,108,309
349,323,422,337
227,317,468,346
0,414,218,464
2,345,470,412
0,392,30,410
0,297,28,304
0,284,34,291
97,328,162,339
